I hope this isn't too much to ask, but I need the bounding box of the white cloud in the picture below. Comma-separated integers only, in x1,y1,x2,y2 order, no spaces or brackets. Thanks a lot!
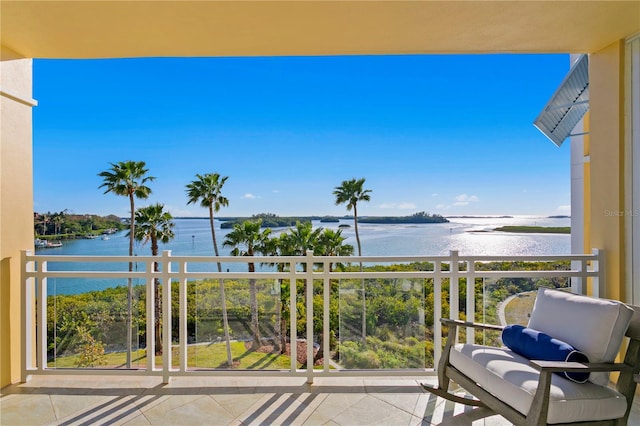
557,205,571,213
453,193,479,206
242,193,258,199
436,204,449,210
378,203,396,209
272,189,280,193
432,193,439,197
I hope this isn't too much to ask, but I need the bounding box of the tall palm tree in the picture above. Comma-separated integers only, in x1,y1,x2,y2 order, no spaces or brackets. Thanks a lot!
223,220,271,350
333,178,371,257
333,177,371,341
98,160,154,367
131,203,175,355
185,172,233,366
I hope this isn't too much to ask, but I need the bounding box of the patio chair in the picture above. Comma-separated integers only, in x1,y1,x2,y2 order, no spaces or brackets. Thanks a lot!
422,288,640,425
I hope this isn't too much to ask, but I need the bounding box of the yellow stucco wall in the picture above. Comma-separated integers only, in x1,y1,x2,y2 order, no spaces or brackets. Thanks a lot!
588,40,626,302
0,46,35,387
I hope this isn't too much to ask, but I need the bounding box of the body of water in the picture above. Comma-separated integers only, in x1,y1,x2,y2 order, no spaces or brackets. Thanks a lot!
38,216,571,294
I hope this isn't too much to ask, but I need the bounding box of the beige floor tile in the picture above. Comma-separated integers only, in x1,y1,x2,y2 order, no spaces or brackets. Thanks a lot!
0,394,56,426
141,394,234,425
330,394,404,426
210,393,264,418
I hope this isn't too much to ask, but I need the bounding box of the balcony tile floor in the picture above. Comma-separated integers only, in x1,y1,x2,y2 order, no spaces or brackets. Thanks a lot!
2,375,640,425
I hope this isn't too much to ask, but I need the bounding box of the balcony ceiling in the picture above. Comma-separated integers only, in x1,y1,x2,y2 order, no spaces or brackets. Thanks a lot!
1,1,639,59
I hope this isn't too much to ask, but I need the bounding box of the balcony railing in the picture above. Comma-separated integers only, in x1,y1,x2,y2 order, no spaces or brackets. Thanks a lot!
21,249,602,383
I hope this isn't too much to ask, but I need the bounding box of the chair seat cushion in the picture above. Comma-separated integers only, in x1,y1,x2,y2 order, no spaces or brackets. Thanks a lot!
449,343,628,424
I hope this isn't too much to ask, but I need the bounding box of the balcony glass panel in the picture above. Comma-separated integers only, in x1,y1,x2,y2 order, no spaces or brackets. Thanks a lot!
46,278,145,369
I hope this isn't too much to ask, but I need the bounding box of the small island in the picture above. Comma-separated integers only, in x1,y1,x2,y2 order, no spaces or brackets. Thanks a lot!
359,211,449,224
493,226,570,234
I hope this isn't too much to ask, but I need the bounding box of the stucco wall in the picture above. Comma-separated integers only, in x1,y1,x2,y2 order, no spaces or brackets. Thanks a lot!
588,40,626,302
0,45,35,387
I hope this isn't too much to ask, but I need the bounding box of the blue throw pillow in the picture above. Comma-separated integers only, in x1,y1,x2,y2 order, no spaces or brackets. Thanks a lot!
502,324,590,383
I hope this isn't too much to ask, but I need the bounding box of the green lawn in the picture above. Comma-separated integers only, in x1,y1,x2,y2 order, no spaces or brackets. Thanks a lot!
503,292,536,326
49,341,293,369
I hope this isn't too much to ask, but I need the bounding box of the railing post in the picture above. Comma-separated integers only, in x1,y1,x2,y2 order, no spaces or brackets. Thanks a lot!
37,259,48,372
449,251,459,321
21,250,33,382
433,258,442,370
146,257,155,371
305,250,314,384
162,250,172,384
323,258,331,373
290,260,297,373
179,260,188,373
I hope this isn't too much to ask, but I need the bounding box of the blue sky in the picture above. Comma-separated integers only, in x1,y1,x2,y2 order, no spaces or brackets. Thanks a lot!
33,54,571,218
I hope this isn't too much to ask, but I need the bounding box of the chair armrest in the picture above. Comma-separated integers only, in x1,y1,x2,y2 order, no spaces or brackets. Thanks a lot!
529,359,633,374
440,318,504,332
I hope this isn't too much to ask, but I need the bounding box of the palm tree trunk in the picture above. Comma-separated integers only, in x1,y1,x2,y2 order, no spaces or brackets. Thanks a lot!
353,205,366,343
210,207,233,367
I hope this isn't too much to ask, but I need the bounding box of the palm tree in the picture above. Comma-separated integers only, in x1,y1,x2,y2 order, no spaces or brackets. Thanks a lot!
223,220,271,350
317,228,354,272
98,161,154,367
333,177,371,341
333,178,371,257
131,203,175,355
185,172,233,366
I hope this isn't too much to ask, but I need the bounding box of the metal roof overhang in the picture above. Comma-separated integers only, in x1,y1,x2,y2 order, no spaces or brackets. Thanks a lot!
534,55,589,147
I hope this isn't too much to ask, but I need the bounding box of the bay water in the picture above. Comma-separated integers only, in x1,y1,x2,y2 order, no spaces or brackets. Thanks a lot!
39,216,571,294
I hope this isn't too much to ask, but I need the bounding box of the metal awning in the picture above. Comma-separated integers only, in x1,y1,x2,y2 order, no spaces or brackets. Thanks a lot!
533,55,589,147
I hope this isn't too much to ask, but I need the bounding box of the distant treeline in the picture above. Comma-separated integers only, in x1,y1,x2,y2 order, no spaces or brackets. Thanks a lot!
219,212,448,228
359,212,449,224
34,211,126,239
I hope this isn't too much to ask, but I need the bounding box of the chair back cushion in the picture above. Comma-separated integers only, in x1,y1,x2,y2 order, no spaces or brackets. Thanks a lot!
527,288,633,385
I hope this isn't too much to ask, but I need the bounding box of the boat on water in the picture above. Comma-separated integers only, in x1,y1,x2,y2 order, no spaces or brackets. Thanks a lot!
101,235,109,240
35,239,63,248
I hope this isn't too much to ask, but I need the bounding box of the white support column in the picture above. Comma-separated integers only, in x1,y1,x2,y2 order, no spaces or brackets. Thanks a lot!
570,53,586,293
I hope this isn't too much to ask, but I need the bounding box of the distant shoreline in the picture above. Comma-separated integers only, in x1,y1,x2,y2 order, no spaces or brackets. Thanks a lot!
492,226,570,234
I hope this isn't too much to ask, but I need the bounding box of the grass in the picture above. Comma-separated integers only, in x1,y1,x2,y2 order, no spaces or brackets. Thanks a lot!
49,341,293,369
494,226,570,234
503,292,536,326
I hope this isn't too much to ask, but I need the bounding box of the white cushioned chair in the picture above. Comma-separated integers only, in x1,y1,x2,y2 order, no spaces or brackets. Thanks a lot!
423,288,640,425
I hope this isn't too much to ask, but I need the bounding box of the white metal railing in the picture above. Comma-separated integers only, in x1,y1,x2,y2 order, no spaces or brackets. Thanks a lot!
21,249,603,383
